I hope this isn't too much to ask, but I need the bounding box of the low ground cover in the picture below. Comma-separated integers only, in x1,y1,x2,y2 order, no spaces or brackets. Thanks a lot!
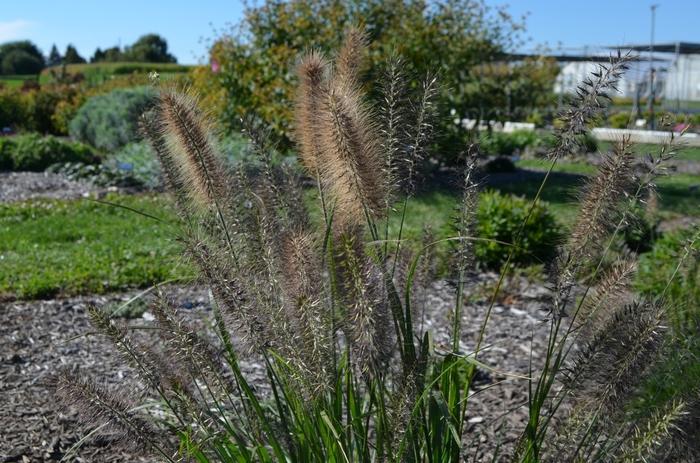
0,74,36,88
516,158,700,219
0,194,191,299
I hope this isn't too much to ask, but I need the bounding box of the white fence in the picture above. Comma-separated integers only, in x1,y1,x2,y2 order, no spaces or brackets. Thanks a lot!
591,128,700,147
459,119,535,132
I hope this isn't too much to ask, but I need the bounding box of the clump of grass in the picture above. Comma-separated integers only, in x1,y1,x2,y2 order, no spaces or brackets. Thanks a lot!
58,31,699,463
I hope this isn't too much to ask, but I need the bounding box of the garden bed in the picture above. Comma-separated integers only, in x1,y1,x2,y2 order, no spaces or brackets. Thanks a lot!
1,274,553,462
0,172,95,203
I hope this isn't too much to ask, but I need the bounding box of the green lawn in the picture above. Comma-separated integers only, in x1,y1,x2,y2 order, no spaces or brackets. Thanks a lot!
610,100,700,112
1,158,697,300
597,142,700,162
0,194,192,300
516,159,700,219
0,74,37,88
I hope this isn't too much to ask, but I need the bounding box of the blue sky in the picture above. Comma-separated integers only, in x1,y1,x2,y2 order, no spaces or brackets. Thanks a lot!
1,1,698,64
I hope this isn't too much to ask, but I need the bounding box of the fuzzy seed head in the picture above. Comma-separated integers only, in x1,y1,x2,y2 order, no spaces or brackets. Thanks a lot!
157,88,228,210
294,50,329,174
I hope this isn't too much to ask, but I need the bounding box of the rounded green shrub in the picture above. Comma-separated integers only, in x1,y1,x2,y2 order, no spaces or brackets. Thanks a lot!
475,190,561,269
0,133,98,171
108,142,162,188
0,88,28,130
579,132,598,154
0,137,15,170
608,111,631,129
621,204,660,254
483,156,516,173
635,228,700,333
49,142,162,189
536,131,597,155
479,130,538,156
69,86,155,151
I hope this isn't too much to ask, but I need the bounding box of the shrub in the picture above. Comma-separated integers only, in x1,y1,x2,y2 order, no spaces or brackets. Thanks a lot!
47,161,142,188
690,113,700,127
525,110,544,127
0,72,180,136
483,156,516,173
218,133,252,165
0,85,83,135
0,88,27,129
51,98,80,134
608,111,631,129
579,131,598,153
0,137,14,170
536,130,597,156
0,133,98,171
69,86,156,150
636,228,700,333
107,142,162,188
49,142,164,189
478,130,539,156
475,190,561,268
621,203,660,254
24,88,65,134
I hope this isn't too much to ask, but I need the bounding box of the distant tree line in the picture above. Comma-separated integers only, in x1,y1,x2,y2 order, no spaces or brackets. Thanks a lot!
89,34,176,64
0,34,176,75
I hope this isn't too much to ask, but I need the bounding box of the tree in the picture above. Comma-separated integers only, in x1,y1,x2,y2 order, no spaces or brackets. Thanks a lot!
90,47,105,63
123,34,176,63
63,44,86,64
92,46,123,63
467,57,559,123
48,44,62,66
103,46,123,62
1,50,44,75
0,41,45,74
195,0,552,161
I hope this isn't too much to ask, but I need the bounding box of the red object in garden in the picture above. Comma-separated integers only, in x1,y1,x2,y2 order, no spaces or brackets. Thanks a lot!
674,123,690,133
211,59,220,74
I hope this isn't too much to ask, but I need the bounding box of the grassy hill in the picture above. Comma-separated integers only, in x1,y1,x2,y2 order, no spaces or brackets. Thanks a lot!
39,62,193,84
0,74,38,88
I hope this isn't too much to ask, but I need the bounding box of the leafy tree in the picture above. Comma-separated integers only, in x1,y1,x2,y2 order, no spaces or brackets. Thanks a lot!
193,0,555,162
467,57,559,123
103,46,123,62
90,47,105,63
63,44,86,64
48,44,62,66
0,41,45,74
92,46,123,63
123,34,176,63
1,50,44,75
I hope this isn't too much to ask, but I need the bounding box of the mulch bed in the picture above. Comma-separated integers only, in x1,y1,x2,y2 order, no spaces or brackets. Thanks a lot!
1,274,555,462
0,172,95,203
0,172,143,203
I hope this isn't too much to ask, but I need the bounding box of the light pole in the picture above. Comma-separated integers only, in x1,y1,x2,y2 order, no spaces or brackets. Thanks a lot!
648,4,659,130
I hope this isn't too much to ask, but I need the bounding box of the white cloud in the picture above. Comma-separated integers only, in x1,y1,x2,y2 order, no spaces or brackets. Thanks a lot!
0,20,35,42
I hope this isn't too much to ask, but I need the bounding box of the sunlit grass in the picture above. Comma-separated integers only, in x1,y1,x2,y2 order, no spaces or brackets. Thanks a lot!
0,194,192,299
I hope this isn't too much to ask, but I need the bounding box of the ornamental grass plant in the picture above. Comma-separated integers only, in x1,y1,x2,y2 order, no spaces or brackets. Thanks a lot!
57,29,699,462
